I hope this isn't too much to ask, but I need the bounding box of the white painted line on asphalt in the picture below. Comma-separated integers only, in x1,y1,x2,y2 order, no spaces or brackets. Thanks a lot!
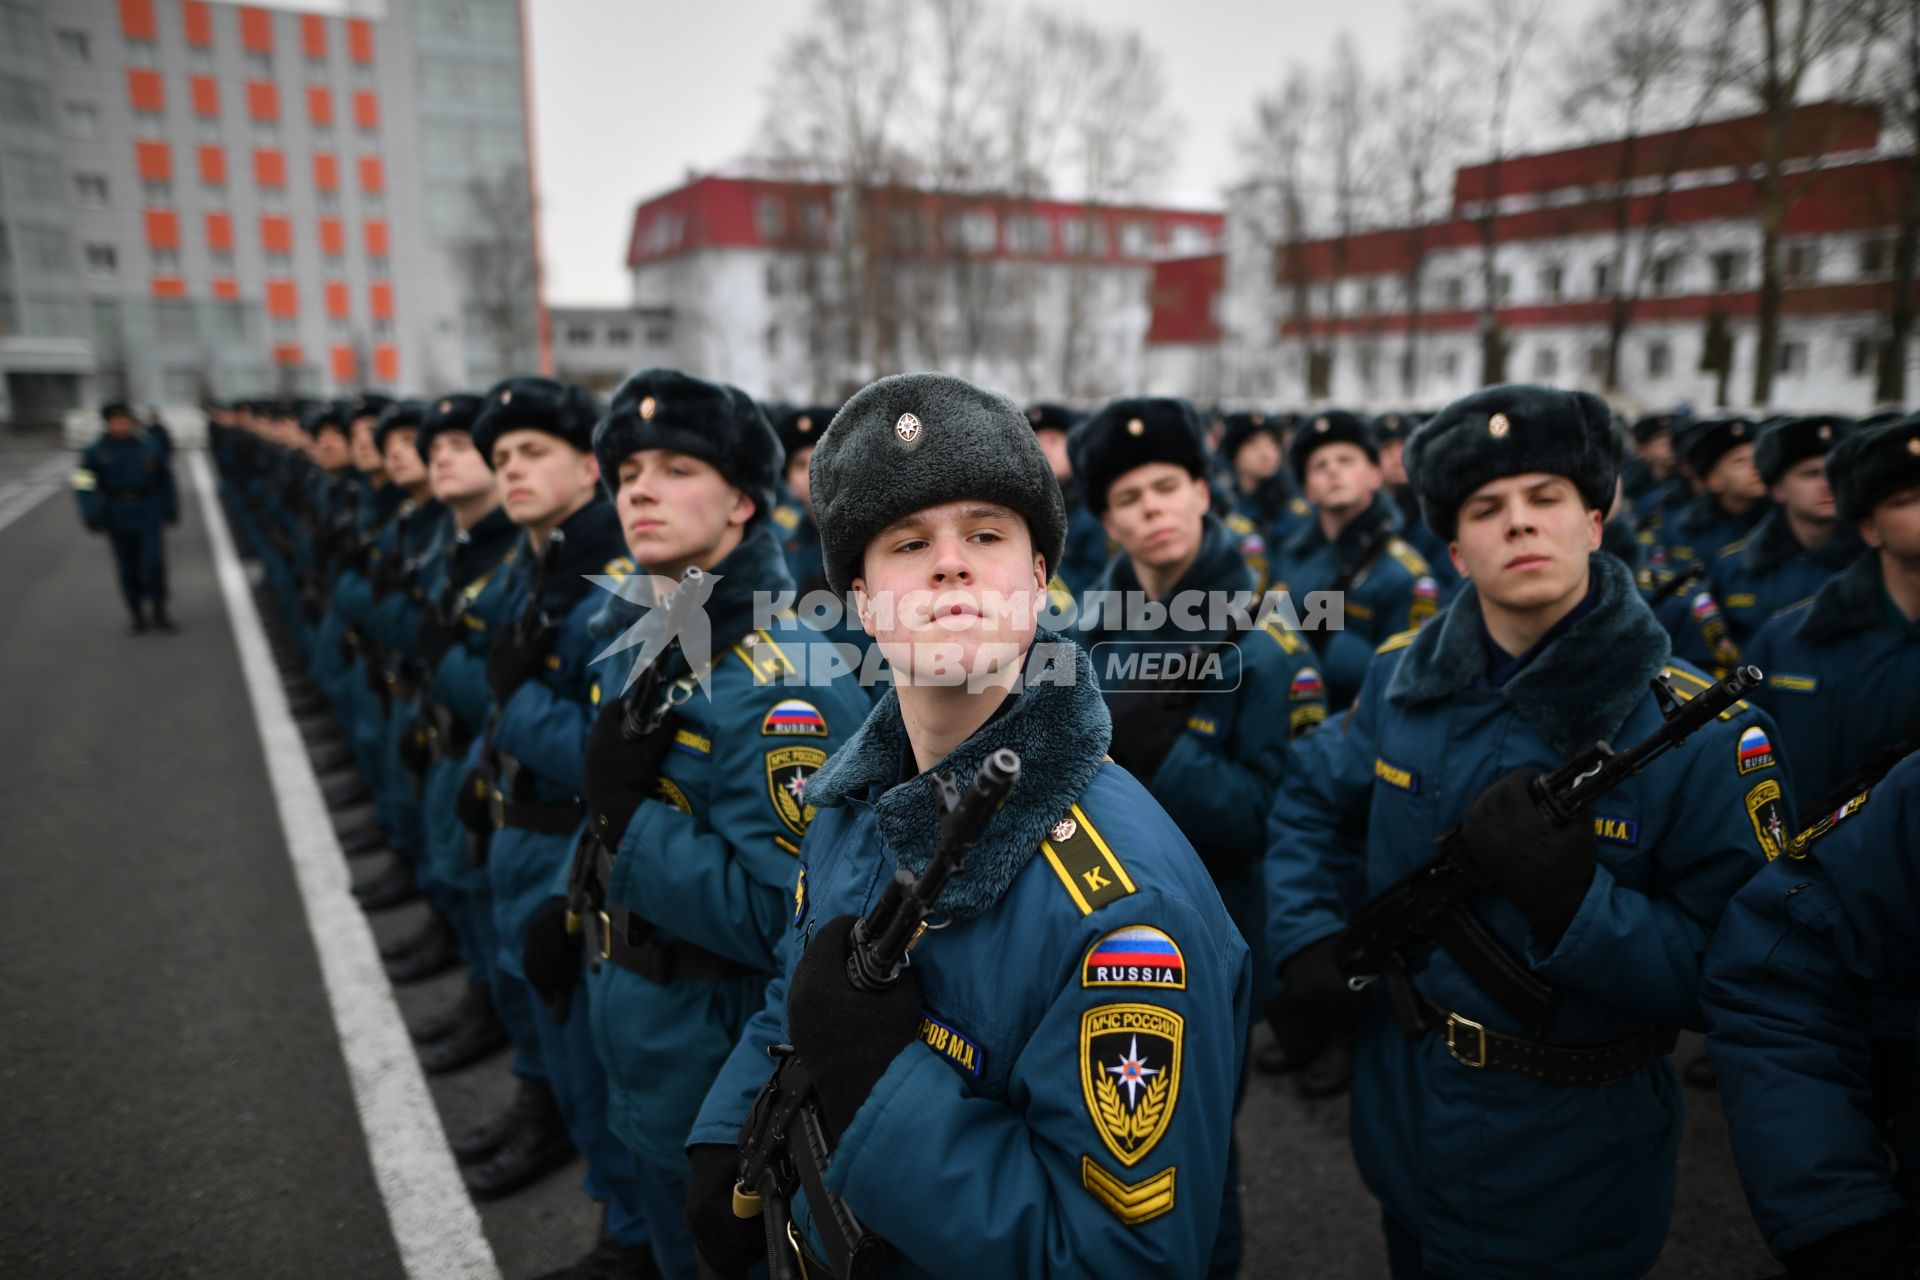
188,451,503,1280
0,455,77,536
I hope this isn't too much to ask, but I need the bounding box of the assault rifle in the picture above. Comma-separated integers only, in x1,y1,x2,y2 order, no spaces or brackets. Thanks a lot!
732,748,1022,1280
1336,665,1763,1035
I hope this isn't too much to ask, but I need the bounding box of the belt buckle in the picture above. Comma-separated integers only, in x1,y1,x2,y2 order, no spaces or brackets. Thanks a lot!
1445,1011,1488,1068
490,787,506,830
596,910,612,961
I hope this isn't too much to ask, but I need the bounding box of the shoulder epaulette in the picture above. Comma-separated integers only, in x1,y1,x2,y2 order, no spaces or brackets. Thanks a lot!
1770,595,1815,620
1289,497,1310,515
1721,539,1748,556
1784,789,1873,860
1376,628,1419,655
731,628,799,684
70,467,98,491
771,504,801,531
1040,804,1137,915
1386,537,1430,576
1224,512,1256,535
1261,620,1306,656
603,555,635,580
1046,578,1076,613
1659,664,1750,720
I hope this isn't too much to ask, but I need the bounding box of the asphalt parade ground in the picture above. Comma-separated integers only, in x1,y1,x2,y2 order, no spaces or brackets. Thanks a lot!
0,438,1778,1278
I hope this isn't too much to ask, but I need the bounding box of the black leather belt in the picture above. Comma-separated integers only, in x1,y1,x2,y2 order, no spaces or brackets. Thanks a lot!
589,900,756,984
494,794,585,836
1419,997,1677,1085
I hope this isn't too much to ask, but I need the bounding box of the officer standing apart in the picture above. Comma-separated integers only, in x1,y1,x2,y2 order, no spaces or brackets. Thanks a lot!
1702,747,1920,1280
1265,384,1786,1279
74,401,178,633
1071,395,1328,1277
685,373,1250,1278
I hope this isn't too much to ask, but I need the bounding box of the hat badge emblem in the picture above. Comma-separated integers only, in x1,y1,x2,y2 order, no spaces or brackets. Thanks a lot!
638,395,656,421
1314,417,1329,432
1126,417,1145,436
438,399,450,413
500,390,512,405
1908,436,1920,456
1488,413,1511,438
797,415,813,433
1028,409,1041,422
1051,817,1077,843
1818,424,1831,442
1251,413,1265,425
894,412,922,442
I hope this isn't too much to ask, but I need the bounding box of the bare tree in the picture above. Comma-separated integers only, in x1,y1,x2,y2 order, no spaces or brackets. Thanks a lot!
1316,35,1388,400
1866,0,1920,403
454,167,540,381
1244,67,1317,402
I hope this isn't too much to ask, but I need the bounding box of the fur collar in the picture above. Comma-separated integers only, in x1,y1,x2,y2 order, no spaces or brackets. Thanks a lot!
806,644,1112,922
1084,514,1251,640
1741,506,1862,576
1280,489,1400,560
1797,551,1893,644
1386,551,1672,757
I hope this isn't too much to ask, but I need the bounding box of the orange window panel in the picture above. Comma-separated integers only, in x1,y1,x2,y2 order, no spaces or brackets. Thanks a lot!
266,280,299,318
144,209,181,250
330,345,357,382
246,81,279,122
205,212,234,252
120,0,156,40
318,217,345,256
313,153,339,191
307,86,333,127
211,278,240,301
301,14,328,59
127,69,165,114
368,281,393,320
253,149,286,188
190,75,219,117
352,90,379,132
347,18,374,63
325,281,350,318
260,215,293,254
135,141,172,182
151,277,188,300
239,6,273,52
182,1,212,47
198,145,226,186
363,219,389,257
373,344,398,383
272,344,303,366
357,156,384,194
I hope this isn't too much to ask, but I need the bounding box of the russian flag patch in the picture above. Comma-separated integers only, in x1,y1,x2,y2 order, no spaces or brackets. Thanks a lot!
1290,668,1324,701
1737,725,1776,775
762,699,828,737
1082,925,1186,990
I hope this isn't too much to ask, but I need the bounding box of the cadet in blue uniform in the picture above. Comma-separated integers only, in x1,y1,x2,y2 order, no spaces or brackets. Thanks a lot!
1220,410,1311,552
1028,402,1113,596
1070,395,1327,1276
685,373,1250,1279
457,377,654,1260
1619,412,1690,532
1271,411,1443,710
1265,384,1786,1279
1700,748,1920,1279
1708,415,1861,649
1376,411,1455,589
769,404,833,598
1746,415,1920,816
74,401,178,633
533,369,869,1278
1656,416,1768,567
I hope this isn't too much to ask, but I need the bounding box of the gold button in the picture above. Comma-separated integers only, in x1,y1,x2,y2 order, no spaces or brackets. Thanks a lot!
638,395,656,420
1314,417,1328,432
1126,418,1145,436
1907,436,1920,456
500,390,512,405
438,399,451,413
797,415,812,432
1488,413,1510,438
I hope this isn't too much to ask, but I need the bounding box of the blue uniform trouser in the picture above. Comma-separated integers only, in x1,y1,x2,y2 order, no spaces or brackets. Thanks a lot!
1382,1210,1453,1280
627,1148,700,1279
528,967,650,1247
381,696,426,861
106,525,166,611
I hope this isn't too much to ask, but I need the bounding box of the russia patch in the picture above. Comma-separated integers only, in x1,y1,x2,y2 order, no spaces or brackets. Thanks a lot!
1691,592,1721,621
1736,725,1776,775
1289,668,1323,701
761,698,829,737
1083,925,1187,990
1412,577,1439,601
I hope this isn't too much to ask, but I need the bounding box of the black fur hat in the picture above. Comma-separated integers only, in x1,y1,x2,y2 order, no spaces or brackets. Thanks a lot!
303,399,354,439
1629,412,1679,445
1754,414,1855,486
373,398,429,456
1287,410,1379,483
595,368,783,526
471,376,602,468
1371,411,1421,445
100,401,135,422
1025,402,1081,434
350,392,394,424
1220,411,1283,466
1405,383,1620,539
811,372,1066,595
414,394,484,463
1069,396,1211,515
773,404,838,466
1828,414,1920,523
1679,416,1759,478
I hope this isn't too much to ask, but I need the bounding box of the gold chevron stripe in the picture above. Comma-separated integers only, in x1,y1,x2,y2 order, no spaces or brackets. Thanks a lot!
1080,1156,1175,1226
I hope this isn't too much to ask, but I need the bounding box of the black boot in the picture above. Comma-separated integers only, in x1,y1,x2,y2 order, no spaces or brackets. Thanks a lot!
1682,1049,1718,1090
1295,1025,1356,1099
410,979,493,1045
326,777,372,811
420,1002,509,1074
153,604,178,634
311,744,357,774
130,607,150,635
352,856,420,912
461,1084,574,1198
449,1076,551,1163
384,911,453,962
290,691,331,719
534,1216,664,1280
387,916,462,984
336,820,388,856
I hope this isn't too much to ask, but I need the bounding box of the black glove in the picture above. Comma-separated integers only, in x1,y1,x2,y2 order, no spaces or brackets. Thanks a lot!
396,714,432,777
685,1142,766,1279
1104,686,1191,783
417,607,462,672
1459,768,1596,951
1785,1211,1918,1280
786,914,925,1140
1262,931,1366,1066
582,694,675,845
522,896,581,1025
454,762,495,833
486,622,553,705
363,651,389,700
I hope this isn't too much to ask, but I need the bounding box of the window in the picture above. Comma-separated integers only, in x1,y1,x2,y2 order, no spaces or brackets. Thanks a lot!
1357,347,1378,386
1784,243,1818,283
1859,238,1892,276
1593,261,1614,297
214,302,252,342
755,196,784,240
1540,264,1563,300
1494,272,1512,302
1650,255,1681,294
1851,336,1881,377
151,247,181,273
210,249,234,275
17,225,72,272
266,251,292,273
1710,250,1745,291
566,325,593,346
1776,340,1806,375
0,76,53,128
1438,349,1460,379
163,369,202,401
1533,345,1559,379
62,100,100,139
1005,215,1050,254
1062,219,1107,256
245,51,273,77
764,261,782,296
55,29,90,63
606,326,631,346
74,173,110,208
7,151,63,203
1118,221,1155,257
1646,340,1671,378
143,178,173,204
156,301,198,342
125,37,158,65
765,323,779,357
646,325,670,345
1360,281,1379,313
187,47,214,72
1439,277,1464,308
1586,344,1609,378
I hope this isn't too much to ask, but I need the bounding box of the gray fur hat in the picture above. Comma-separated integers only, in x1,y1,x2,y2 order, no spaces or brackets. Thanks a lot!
1406,383,1620,538
809,372,1067,596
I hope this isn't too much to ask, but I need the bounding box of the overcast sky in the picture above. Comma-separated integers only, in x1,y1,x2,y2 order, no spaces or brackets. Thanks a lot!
527,0,1601,306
